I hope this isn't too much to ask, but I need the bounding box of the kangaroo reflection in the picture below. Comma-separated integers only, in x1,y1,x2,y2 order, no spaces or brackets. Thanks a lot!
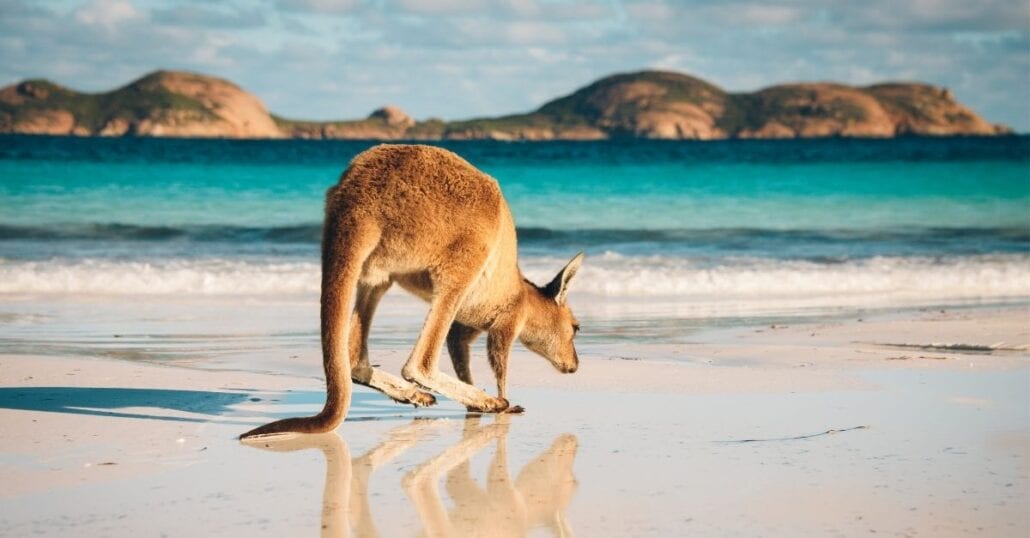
404,415,578,537
246,416,578,537
351,419,444,537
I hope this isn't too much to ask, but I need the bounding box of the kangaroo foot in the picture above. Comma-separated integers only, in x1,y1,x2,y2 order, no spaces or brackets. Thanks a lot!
403,368,506,412
364,369,438,407
407,387,436,404
465,397,509,413
467,402,522,414
388,389,436,407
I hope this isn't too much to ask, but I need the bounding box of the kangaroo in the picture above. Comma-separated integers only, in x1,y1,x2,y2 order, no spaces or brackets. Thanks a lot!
241,144,583,438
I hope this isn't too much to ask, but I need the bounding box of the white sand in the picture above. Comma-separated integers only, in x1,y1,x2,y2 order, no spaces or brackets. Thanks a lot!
0,295,1027,536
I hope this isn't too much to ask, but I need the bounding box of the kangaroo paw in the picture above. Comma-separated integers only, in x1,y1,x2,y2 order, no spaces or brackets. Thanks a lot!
409,390,437,407
466,397,509,414
390,390,437,407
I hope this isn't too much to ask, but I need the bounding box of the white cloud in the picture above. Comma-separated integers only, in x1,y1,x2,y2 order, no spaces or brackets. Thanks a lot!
73,0,142,32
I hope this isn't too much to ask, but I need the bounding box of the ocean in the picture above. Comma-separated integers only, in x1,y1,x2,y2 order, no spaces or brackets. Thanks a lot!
1,135,1028,317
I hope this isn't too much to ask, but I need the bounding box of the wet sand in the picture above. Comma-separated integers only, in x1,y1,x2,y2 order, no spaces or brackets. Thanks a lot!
0,294,1027,536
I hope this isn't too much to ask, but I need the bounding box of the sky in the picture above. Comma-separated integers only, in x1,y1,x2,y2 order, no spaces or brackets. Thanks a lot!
2,0,1028,130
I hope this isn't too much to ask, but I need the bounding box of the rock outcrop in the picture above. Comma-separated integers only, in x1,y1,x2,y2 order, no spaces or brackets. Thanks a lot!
0,71,282,138
275,105,422,140
0,69,1011,139
534,71,731,139
368,105,414,128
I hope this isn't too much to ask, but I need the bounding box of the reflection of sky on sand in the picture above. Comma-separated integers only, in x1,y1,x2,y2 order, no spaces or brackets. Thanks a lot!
244,415,578,537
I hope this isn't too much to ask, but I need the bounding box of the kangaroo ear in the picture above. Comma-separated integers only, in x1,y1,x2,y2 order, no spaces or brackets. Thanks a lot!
544,252,584,305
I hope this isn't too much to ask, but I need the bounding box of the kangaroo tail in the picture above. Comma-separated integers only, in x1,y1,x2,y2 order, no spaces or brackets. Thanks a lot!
241,213,377,439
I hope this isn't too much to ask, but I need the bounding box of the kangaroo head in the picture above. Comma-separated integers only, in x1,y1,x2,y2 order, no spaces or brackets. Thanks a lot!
519,253,584,374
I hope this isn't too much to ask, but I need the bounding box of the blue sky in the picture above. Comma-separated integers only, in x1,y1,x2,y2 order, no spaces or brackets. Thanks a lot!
2,0,1028,130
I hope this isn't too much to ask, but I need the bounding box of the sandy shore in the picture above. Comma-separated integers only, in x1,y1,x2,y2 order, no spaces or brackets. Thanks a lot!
0,295,1027,536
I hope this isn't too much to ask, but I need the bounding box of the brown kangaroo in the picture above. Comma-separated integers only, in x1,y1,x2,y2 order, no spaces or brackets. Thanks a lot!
241,144,583,438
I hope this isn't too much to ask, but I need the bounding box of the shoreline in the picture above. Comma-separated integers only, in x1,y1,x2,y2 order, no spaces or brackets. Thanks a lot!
1,293,1026,387
1,298,1027,535
0,291,1024,360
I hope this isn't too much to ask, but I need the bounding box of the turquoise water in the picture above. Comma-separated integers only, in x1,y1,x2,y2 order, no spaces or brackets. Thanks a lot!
2,141,1028,231
0,135,1028,304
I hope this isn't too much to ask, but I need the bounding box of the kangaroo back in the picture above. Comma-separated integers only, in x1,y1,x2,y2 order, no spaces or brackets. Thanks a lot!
332,145,522,309
336,145,506,237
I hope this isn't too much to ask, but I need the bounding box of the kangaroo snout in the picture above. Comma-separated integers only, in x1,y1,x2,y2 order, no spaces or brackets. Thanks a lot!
560,352,579,373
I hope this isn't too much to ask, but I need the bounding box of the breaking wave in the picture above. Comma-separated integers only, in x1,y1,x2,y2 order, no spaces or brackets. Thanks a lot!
2,254,1027,305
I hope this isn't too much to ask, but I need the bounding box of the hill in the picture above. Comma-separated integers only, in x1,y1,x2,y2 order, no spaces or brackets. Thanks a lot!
0,71,281,138
449,71,1009,139
0,69,1011,139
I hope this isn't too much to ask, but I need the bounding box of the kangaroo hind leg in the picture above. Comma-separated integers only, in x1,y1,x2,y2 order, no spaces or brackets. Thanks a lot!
350,281,436,407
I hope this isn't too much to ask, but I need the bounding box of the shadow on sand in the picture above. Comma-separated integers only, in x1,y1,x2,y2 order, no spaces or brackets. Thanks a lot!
0,386,477,429
0,386,259,423
245,414,579,537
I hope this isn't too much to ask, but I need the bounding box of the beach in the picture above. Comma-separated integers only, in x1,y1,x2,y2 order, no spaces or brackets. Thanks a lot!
0,291,1027,536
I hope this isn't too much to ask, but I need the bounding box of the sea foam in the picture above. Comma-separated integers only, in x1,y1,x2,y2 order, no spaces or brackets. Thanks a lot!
524,253,1030,299
3,255,1027,307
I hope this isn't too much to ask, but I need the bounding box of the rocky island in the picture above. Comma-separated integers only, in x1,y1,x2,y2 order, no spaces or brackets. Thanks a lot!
0,69,1011,140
